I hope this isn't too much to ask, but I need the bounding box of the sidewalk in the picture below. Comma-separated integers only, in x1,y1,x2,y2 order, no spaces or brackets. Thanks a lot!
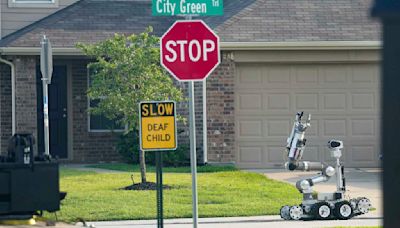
87,214,382,228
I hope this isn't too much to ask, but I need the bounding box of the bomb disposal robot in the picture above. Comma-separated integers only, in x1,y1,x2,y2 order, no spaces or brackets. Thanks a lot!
280,112,372,220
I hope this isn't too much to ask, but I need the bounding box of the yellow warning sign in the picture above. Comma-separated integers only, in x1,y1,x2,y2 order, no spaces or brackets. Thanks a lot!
139,101,177,151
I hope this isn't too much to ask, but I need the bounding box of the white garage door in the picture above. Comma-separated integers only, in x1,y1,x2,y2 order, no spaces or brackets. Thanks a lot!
235,63,380,168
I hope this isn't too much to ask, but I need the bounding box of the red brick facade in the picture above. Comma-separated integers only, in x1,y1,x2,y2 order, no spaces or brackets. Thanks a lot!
0,53,236,164
206,52,235,163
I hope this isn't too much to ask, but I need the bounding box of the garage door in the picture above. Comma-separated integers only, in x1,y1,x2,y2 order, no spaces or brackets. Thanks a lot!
235,63,380,168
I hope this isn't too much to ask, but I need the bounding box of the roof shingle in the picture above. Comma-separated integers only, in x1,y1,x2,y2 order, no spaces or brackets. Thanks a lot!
0,0,380,48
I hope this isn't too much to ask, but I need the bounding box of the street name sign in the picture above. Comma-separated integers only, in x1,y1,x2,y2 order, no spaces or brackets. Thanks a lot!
139,101,177,151
152,0,223,16
160,20,220,81
40,35,53,84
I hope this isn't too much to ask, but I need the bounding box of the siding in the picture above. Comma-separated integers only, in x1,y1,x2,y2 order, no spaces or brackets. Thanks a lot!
1,0,79,38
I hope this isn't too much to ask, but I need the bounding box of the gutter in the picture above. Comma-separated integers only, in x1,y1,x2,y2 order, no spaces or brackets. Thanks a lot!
220,41,382,51
0,47,83,56
0,41,382,55
0,57,16,135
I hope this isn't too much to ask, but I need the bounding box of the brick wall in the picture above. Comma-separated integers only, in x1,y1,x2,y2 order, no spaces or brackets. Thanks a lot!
206,52,235,163
0,63,12,154
0,57,38,155
14,56,38,150
0,54,236,164
175,52,236,164
70,60,121,162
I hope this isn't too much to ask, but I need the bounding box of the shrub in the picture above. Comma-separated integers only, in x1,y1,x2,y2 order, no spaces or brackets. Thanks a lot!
116,131,199,166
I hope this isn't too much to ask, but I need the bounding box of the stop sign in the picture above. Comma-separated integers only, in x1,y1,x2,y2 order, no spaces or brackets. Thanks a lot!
160,20,220,81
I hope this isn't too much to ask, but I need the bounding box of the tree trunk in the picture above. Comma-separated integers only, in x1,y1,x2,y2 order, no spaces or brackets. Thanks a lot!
139,149,147,183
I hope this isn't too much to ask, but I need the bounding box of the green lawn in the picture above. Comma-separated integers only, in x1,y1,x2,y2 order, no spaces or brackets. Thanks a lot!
47,167,301,222
333,227,382,228
86,163,238,173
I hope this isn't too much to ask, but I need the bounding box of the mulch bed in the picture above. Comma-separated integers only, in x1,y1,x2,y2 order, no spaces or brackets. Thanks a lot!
120,182,172,191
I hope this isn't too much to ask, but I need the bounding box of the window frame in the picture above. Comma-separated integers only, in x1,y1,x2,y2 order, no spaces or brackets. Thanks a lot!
8,0,59,8
87,67,127,133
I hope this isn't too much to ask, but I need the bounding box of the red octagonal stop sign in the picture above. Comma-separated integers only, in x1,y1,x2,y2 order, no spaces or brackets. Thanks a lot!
160,20,220,81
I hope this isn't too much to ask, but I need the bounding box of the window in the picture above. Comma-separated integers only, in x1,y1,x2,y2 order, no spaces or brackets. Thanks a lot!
8,0,59,8
87,67,126,132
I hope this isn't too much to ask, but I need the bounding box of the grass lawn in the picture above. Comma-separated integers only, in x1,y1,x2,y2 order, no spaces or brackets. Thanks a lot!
47,167,301,222
333,227,382,228
86,163,238,173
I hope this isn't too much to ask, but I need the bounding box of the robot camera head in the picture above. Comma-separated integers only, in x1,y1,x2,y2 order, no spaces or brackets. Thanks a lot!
327,140,343,150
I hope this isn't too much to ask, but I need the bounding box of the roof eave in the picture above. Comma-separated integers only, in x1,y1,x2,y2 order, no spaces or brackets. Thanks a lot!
0,41,382,55
221,41,382,51
0,47,83,56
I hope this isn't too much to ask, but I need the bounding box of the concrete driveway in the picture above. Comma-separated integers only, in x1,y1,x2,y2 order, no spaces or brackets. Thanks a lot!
248,168,383,217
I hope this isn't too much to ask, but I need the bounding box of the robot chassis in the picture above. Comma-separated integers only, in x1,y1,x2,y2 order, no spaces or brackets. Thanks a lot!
280,112,372,221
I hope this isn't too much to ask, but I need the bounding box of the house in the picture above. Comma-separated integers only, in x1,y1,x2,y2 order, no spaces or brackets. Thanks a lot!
0,0,381,168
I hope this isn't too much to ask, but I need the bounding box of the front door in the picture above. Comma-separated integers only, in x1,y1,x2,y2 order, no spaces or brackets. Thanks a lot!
37,65,68,159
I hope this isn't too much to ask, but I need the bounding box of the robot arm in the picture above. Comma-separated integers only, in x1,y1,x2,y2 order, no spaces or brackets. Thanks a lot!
285,112,311,170
284,112,336,193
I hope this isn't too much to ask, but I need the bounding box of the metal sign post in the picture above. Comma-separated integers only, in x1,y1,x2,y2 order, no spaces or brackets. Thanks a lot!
156,151,164,228
40,35,53,158
187,13,199,228
160,16,220,228
139,101,177,228
188,80,198,228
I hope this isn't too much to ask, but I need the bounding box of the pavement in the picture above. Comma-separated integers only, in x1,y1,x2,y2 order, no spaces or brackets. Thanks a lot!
252,168,383,217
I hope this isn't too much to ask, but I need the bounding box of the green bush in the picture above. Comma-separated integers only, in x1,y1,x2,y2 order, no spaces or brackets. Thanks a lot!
116,131,196,167
116,131,138,163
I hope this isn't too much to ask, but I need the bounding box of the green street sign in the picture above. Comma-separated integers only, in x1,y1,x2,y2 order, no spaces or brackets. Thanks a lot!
152,0,223,16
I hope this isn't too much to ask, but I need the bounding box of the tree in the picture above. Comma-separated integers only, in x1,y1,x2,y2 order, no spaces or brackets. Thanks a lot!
77,27,184,184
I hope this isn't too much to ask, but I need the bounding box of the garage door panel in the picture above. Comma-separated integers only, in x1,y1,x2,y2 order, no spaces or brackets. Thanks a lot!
350,145,376,163
294,66,319,84
322,65,349,83
266,120,292,137
322,119,347,137
351,64,379,84
301,145,321,162
238,93,263,110
266,66,291,84
351,93,376,110
322,93,347,111
237,65,263,84
238,120,264,138
266,145,285,164
265,93,291,111
236,63,380,168
295,93,319,110
351,119,376,137
238,146,263,164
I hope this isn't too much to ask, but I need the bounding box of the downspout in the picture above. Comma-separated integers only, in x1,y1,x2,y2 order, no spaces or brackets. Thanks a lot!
202,80,207,164
0,57,16,135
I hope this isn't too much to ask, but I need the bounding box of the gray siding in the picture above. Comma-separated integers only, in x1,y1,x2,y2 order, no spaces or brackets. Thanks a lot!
1,0,78,38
